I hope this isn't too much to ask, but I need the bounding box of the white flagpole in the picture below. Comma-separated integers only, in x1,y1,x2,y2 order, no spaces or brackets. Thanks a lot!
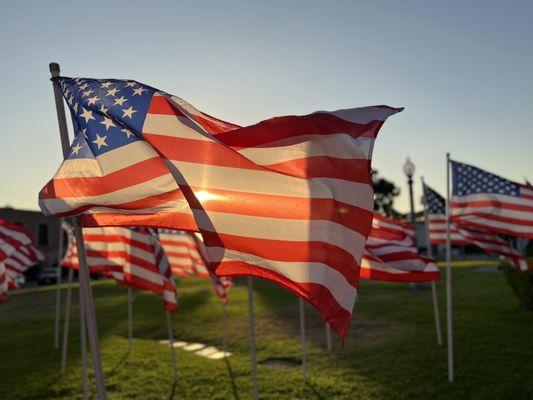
325,323,332,352
222,301,228,356
127,287,133,350
60,266,74,375
54,220,65,348
165,311,178,381
247,277,259,400
299,297,307,381
50,62,107,399
421,177,443,346
80,285,89,400
445,153,454,382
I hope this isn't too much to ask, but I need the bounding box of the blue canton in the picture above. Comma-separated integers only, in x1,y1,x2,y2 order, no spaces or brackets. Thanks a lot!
55,77,157,159
424,185,445,214
451,161,520,197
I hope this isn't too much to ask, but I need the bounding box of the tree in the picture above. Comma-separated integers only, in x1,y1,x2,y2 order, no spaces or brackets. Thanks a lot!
372,169,400,217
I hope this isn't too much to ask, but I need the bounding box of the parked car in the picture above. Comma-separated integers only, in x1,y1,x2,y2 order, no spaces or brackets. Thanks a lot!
37,267,58,285
14,274,26,288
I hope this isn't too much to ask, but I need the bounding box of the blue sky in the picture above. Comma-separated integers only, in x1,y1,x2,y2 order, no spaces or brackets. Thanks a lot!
1,0,531,212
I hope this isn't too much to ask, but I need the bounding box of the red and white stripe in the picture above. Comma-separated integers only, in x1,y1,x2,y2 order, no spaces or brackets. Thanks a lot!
428,215,469,245
4,245,44,287
452,185,533,239
142,95,401,338
0,219,33,262
361,214,440,282
63,226,177,312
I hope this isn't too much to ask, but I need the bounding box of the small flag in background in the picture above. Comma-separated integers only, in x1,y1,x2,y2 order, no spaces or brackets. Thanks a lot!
4,245,44,288
157,229,232,302
424,183,531,271
451,160,533,239
63,226,178,311
0,263,7,303
361,214,440,282
39,76,402,339
0,219,33,262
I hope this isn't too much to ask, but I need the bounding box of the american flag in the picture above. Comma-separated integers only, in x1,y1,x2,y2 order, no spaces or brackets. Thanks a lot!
157,229,232,302
424,183,531,271
451,160,533,239
63,226,177,312
39,76,402,339
0,219,33,262
361,214,440,282
4,245,44,288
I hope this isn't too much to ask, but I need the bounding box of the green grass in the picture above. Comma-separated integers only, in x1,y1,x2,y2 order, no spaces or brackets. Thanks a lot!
1,264,532,399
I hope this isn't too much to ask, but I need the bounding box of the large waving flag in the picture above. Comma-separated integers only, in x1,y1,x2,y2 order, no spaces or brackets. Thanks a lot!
451,160,533,239
39,76,402,339
63,226,177,311
361,214,440,282
424,183,530,271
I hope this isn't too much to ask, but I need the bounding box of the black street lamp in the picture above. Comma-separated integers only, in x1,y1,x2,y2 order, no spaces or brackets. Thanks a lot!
403,157,416,225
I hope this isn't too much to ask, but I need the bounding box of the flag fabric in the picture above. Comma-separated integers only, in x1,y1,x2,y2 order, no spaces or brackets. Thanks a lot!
424,183,531,271
158,229,232,302
451,160,533,239
361,214,440,282
0,219,33,262
0,263,7,303
4,245,44,288
39,76,402,339
63,226,177,311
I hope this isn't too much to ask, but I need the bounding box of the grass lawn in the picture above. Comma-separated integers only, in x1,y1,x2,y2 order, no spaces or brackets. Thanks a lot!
1,264,532,399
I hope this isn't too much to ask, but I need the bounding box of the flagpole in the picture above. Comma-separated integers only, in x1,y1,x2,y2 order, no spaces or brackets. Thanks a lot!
222,301,228,356
54,220,65,348
445,153,454,382
60,266,74,375
127,287,133,350
421,177,443,346
299,297,307,382
80,285,89,400
165,311,178,381
49,62,107,400
247,277,259,400
325,323,332,352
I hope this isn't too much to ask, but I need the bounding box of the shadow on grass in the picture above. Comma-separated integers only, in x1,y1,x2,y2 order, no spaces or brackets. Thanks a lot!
167,380,177,400
224,357,240,400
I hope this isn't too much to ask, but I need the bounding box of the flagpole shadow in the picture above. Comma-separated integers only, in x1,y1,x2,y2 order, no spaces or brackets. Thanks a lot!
224,357,240,400
167,380,177,400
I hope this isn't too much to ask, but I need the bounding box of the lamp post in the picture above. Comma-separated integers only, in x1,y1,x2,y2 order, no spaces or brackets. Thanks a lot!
404,158,424,290
403,157,416,225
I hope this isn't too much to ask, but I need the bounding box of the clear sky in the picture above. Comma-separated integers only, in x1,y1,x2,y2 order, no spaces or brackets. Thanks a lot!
1,0,531,212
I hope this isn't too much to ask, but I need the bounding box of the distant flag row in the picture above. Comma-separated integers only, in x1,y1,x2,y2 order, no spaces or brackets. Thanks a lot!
38,75,403,339
0,219,43,302
423,160,532,271
361,214,440,282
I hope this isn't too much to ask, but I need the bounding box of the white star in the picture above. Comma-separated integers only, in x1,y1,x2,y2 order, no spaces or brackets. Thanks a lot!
100,81,113,89
113,96,127,106
122,128,134,138
82,89,94,98
106,88,120,97
100,116,116,130
132,87,146,96
79,83,88,91
87,96,100,106
71,143,82,155
79,108,95,123
73,102,79,112
67,96,74,105
126,81,137,87
81,129,88,139
100,104,109,114
122,106,137,118
92,134,108,149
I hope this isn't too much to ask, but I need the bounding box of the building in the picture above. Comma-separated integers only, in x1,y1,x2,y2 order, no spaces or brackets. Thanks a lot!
0,207,63,266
